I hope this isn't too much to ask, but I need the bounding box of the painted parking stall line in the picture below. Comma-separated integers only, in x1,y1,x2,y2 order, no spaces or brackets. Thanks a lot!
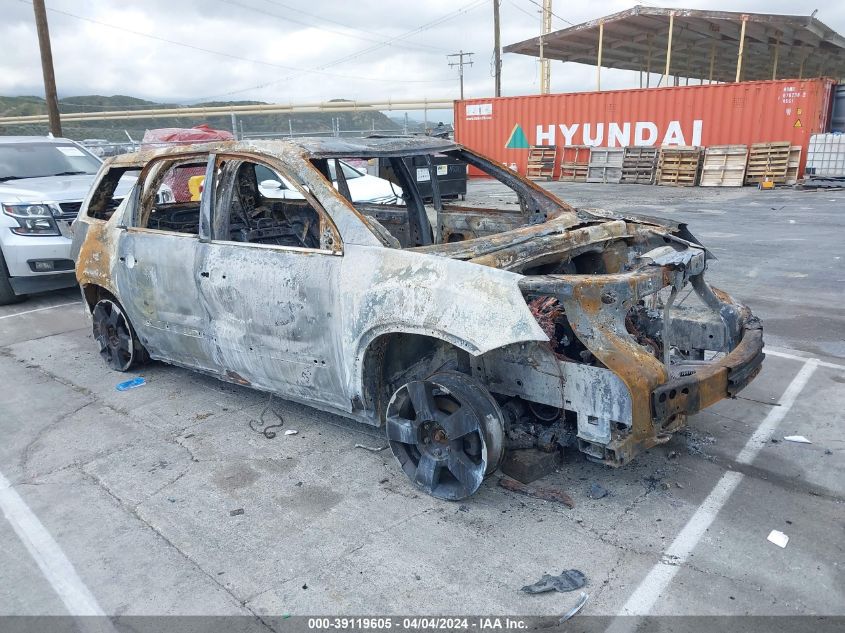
607,358,819,627
0,301,81,321
0,468,105,617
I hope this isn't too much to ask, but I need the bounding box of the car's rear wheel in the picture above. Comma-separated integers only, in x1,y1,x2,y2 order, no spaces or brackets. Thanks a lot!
92,299,147,371
385,371,505,501
0,249,26,305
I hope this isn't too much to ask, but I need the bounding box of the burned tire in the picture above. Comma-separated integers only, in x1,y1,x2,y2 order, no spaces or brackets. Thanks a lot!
0,249,26,306
385,371,505,501
92,299,147,371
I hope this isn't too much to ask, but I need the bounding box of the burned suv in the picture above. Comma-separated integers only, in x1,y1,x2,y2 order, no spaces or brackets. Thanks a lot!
72,137,763,500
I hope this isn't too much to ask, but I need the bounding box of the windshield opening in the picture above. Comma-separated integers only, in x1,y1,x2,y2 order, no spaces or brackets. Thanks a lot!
0,142,101,181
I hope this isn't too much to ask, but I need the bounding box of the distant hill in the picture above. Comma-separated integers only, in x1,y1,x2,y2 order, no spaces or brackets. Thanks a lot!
0,95,402,141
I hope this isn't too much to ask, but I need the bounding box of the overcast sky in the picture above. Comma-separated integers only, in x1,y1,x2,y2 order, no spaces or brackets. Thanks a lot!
2,0,844,114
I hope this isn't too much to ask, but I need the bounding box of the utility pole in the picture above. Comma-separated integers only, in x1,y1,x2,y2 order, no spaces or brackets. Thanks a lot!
493,0,502,97
448,50,474,100
32,0,62,136
539,0,552,94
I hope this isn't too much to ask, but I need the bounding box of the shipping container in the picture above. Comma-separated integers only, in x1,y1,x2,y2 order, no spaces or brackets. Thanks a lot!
455,78,835,179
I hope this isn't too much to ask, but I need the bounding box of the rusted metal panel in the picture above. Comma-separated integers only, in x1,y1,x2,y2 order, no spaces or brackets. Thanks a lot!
455,79,834,178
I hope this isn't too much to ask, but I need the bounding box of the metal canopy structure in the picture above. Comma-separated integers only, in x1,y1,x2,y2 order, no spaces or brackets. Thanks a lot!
504,5,845,88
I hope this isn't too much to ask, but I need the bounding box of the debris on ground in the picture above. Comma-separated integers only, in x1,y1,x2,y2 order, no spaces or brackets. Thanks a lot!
589,483,609,499
229,508,244,517
249,393,285,439
767,529,789,548
783,435,812,444
284,430,299,436
521,569,587,594
354,443,388,452
116,377,146,391
560,592,589,622
499,477,575,508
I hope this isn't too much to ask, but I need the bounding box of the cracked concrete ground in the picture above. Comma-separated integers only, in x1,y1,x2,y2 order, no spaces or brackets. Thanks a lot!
0,184,842,620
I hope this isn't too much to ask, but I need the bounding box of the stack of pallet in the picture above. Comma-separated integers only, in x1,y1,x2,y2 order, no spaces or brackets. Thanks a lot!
558,145,589,182
744,142,792,186
526,146,557,180
621,147,658,184
700,145,748,187
656,147,702,186
586,148,624,183
785,146,802,185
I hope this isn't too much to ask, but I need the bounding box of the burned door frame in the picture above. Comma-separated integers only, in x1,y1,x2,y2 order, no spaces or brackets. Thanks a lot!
114,152,219,370
198,153,349,409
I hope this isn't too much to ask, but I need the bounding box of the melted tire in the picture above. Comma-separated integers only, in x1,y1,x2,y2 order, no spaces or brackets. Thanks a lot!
92,299,147,371
385,370,505,501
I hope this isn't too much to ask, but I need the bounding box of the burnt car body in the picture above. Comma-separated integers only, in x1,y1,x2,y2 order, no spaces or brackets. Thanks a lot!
72,137,763,500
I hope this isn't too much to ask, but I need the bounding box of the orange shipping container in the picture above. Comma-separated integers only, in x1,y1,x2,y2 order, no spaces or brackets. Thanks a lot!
455,79,834,178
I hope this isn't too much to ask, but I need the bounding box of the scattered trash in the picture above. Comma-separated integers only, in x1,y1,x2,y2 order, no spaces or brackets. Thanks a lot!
499,477,575,508
783,435,812,444
560,592,589,622
660,482,671,490
458,504,470,512
825,449,833,455
229,508,244,517
116,377,146,391
249,393,285,439
667,450,678,460
522,569,587,594
767,529,789,548
355,443,388,452
302,583,308,590
194,412,213,421
284,430,298,436
589,483,609,499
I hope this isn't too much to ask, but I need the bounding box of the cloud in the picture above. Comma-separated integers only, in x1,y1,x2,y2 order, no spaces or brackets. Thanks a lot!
1,0,843,113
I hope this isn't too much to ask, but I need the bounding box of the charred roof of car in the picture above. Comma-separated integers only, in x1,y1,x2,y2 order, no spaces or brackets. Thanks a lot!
107,136,460,167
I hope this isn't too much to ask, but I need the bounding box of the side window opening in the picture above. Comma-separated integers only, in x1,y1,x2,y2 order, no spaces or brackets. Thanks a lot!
138,159,207,235
86,167,140,221
214,159,338,251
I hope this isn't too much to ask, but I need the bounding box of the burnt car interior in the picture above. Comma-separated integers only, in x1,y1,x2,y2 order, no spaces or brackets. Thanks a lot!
86,167,139,221
213,160,321,249
311,148,564,249
144,160,206,235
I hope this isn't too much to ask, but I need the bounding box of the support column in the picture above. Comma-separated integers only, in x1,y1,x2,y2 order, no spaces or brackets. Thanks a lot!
662,12,674,87
771,33,780,80
735,15,747,83
646,34,653,87
708,41,716,83
597,20,604,91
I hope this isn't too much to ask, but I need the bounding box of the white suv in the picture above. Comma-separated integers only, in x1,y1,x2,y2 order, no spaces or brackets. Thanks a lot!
0,136,111,304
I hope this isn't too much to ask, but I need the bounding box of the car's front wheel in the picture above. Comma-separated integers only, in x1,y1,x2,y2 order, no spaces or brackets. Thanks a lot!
92,298,147,371
0,249,26,306
385,371,505,501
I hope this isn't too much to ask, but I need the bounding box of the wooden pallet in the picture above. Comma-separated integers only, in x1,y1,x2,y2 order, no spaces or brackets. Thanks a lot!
586,148,624,183
621,147,658,184
526,145,557,180
656,147,702,187
744,141,791,185
558,145,590,182
700,145,748,187
785,146,802,185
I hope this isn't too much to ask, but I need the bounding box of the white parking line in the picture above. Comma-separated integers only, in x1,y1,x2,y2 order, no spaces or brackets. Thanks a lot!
765,347,845,371
607,358,819,627
0,468,105,616
0,301,80,321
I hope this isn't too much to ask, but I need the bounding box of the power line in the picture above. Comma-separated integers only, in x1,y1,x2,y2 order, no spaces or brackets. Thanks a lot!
217,0,448,54
17,0,454,86
523,0,574,27
196,0,488,101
